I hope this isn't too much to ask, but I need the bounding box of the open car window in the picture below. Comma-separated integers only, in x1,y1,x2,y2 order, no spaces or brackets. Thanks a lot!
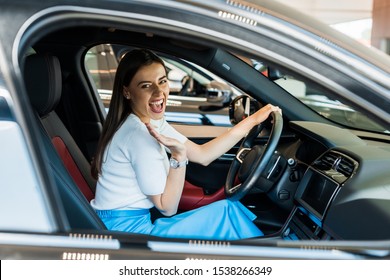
85,44,241,127
85,44,389,134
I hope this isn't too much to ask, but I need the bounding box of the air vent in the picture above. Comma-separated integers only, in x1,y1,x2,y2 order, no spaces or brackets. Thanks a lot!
314,151,358,181
320,152,339,169
313,151,338,170
335,157,356,177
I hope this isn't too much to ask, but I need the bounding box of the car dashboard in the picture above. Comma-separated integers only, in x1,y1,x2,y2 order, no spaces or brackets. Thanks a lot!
280,121,390,241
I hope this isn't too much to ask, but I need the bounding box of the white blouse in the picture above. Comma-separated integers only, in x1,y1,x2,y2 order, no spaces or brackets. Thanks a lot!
91,114,187,210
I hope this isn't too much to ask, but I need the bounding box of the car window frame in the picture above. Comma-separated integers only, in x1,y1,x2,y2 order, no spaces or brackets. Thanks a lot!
84,44,238,127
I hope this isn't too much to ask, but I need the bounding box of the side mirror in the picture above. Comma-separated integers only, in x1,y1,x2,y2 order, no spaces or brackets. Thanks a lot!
205,88,232,104
229,95,261,125
205,80,232,103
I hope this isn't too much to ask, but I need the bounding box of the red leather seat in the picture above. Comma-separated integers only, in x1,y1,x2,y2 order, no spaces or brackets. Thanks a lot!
24,53,96,201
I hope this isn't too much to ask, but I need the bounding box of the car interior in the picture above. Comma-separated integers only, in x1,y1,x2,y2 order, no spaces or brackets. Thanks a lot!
21,23,390,242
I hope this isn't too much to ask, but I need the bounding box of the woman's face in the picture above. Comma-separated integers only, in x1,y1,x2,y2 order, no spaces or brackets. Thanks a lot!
125,62,169,123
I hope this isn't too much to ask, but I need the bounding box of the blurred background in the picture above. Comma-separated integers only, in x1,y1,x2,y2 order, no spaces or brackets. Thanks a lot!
275,0,390,55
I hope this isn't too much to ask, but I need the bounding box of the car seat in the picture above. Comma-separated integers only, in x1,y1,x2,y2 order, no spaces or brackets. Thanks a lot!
23,53,96,202
23,53,104,230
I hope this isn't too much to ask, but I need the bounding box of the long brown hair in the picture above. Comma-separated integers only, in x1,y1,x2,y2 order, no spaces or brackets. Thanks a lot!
91,49,166,179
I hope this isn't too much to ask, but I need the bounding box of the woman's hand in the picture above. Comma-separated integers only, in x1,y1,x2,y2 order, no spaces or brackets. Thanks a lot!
145,122,187,161
145,122,187,216
183,103,282,167
250,104,282,125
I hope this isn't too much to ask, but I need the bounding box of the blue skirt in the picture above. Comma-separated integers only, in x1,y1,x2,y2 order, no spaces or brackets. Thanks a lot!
96,200,263,240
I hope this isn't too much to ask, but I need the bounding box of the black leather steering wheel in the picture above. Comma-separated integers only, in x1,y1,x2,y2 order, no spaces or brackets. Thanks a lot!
225,112,283,201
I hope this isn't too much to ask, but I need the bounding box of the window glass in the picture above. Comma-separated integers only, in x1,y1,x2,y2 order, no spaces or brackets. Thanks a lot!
85,44,237,127
84,44,117,109
245,58,388,134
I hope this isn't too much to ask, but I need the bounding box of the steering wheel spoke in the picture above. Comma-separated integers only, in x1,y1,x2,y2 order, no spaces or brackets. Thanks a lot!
226,183,242,195
236,147,252,163
225,112,283,201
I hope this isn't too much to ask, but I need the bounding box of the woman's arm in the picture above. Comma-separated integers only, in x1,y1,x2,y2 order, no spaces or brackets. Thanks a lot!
146,123,187,216
186,104,281,166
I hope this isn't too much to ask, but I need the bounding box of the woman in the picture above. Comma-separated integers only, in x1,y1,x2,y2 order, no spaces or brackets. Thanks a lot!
91,49,282,240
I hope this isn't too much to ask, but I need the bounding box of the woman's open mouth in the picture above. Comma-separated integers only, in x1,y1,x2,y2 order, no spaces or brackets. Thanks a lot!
149,99,165,114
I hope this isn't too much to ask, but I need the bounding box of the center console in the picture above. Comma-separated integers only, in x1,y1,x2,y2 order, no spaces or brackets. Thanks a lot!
281,150,358,240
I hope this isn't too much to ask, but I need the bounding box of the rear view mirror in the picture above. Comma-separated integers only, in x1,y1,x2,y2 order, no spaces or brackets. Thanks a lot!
229,95,260,125
268,67,284,81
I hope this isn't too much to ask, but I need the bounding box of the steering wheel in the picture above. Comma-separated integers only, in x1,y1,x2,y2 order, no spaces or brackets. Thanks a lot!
225,112,283,201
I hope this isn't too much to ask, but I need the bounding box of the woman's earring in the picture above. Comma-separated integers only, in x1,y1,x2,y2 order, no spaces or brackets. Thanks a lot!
123,87,131,99
124,91,131,99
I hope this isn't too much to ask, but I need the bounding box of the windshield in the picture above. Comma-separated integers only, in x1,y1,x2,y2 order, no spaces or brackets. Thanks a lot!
247,58,389,134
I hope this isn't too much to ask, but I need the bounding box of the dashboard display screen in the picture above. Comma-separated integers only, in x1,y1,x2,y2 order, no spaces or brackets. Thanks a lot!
297,169,339,219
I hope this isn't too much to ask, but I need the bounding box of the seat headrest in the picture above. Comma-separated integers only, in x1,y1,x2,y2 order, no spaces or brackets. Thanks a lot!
24,54,62,117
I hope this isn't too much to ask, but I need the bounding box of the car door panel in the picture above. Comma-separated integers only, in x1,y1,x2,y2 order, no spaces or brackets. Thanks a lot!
179,136,233,210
